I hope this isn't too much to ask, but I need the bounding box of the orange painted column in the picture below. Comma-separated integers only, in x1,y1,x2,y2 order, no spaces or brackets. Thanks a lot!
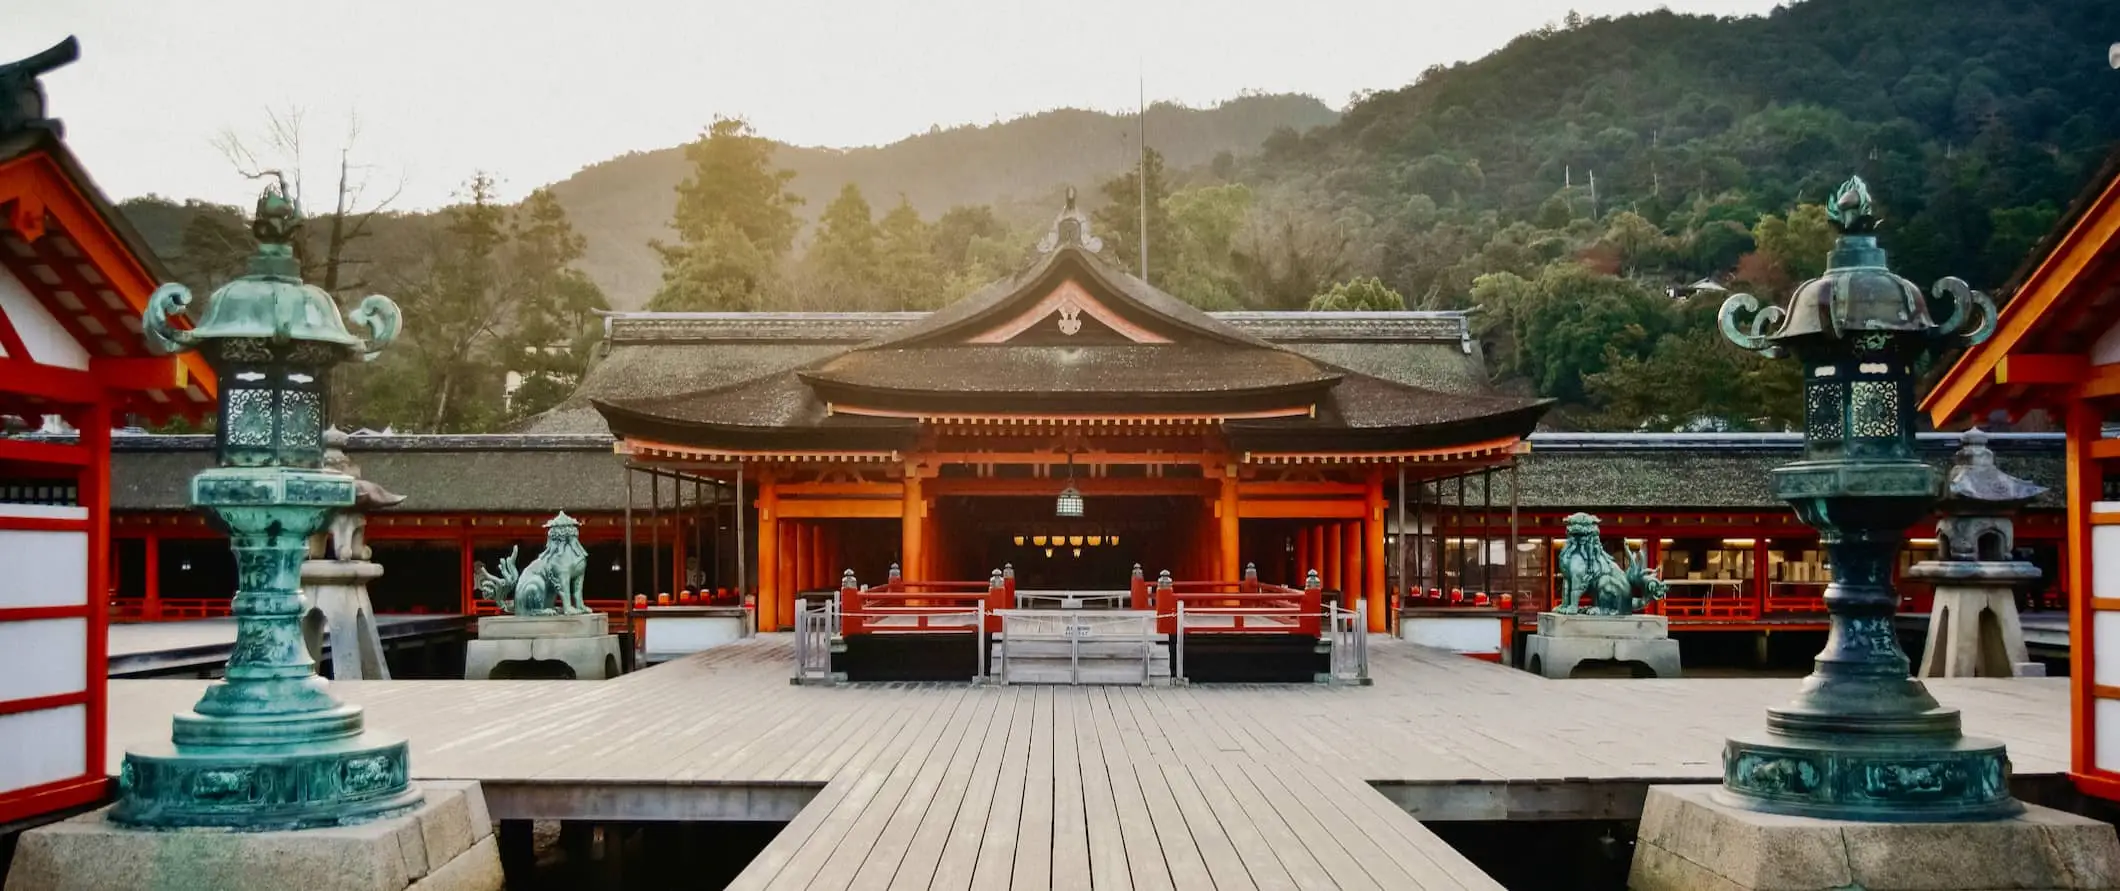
810,523,827,592
1342,520,1363,614
142,531,161,620
2068,400,2099,786
1325,523,1343,603
901,473,924,581
1365,472,1388,632
779,521,798,629
1218,470,1241,580
1309,525,1327,587
1288,521,1305,585
791,520,808,596
756,477,780,632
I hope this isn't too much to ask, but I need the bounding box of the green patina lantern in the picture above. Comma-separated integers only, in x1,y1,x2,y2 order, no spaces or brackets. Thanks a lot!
1716,175,2014,821
114,180,418,830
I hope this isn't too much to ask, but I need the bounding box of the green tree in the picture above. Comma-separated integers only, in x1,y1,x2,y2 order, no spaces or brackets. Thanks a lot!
651,117,801,311
808,183,880,302
499,187,609,424
1586,327,1802,431
1093,147,1172,279
1308,276,1406,311
1750,204,1837,283
875,197,945,309
1161,184,1254,309
1505,264,1671,404
393,172,510,432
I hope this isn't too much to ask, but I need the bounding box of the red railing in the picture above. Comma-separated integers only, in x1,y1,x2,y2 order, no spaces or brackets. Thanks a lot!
1135,567,1323,636
109,598,233,621
841,573,1009,635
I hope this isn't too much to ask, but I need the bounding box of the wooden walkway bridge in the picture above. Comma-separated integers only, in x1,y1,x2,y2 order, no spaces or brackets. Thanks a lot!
105,637,2070,890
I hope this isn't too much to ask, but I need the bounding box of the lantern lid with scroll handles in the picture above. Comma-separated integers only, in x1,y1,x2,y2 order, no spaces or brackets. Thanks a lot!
141,175,400,363
1718,175,1995,359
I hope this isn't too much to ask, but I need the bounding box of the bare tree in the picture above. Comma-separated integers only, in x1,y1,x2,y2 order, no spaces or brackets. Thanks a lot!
213,106,405,297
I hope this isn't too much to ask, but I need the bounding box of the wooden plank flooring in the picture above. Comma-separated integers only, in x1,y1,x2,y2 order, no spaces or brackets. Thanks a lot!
105,636,2072,890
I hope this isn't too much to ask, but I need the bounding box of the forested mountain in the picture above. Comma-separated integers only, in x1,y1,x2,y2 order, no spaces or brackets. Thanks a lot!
550,94,1338,306
1239,0,2120,305
113,0,2120,433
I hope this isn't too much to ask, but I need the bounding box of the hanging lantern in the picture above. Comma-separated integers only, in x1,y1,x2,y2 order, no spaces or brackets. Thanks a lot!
1072,547,1083,558
1069,535,1085,547
1031,535,1047,547
1044,547,1055,558
1088,535,1104,547
1110,535,1120,547
1055,450,1084,517
1014,535,1027,546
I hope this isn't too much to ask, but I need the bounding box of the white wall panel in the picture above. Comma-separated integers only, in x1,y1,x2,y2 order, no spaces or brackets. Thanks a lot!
2100,700,2120,775
2096,526,2120,600
0,266,89,370
2098,613,2120,688
0,706,85,794
0,529,87,609
0,619,85,702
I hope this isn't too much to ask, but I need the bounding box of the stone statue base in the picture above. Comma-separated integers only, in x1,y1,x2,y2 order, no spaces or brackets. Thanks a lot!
1522,612,1680,679
1907,560,2043,678
301,559,390,681
6,781,502,891
1630,784,2120,890
465,613,620,680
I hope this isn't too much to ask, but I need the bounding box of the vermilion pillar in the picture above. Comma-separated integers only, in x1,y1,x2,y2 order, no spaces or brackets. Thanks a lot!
1366,472,1389,631
1325,523,1343,601
1342,519,1362,614
1218,471,1241,580
901,473,924,580
1295,524,1312,584
756,478,779,631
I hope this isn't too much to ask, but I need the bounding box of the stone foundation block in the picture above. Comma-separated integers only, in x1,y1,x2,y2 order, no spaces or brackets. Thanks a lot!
1630,784,2120,891
5,781,502,891
1523,634,1680,678
464,633,621,680
475,613,605,639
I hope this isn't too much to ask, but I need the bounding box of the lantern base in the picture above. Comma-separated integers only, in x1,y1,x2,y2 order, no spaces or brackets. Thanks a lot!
110,729,419,831
1718,725,2021,822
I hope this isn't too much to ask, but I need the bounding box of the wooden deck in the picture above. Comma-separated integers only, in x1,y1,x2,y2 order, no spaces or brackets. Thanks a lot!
106,636,2071,890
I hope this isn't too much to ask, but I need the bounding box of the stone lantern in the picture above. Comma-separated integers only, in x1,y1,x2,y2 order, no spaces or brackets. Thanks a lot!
1905,429,2046,677
116,180,418,829
1709,174,2014,822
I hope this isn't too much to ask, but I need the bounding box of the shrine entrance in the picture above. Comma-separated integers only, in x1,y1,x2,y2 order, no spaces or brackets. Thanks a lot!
931,495,1202,591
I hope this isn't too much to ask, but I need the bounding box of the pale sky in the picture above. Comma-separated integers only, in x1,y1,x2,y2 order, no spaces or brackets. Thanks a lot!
8,0,1786,211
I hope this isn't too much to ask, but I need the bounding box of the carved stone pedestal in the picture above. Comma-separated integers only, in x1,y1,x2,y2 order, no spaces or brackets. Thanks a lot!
1907,560,2041,678
465,613,620,680
6,781,503,891
302,559,390,680
1522,612,1681,679
1630,784,2120,891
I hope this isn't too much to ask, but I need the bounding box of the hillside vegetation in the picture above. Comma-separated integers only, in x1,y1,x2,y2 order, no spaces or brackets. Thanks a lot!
550,94,1337,306
116,0,2120,433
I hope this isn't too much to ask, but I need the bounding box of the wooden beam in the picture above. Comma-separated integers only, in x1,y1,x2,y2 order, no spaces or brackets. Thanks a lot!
88,357,186,391
775,499,904,519
926,477,1215,497
0,360,97,404
1237,500,1366,520
2078,365,2120,401
1239,481,1367,497
1925,169,2120,424
0,436,88,467
1996,354,2090,386
2087,438,2120,461
920,450,1220,466
771,481,901,497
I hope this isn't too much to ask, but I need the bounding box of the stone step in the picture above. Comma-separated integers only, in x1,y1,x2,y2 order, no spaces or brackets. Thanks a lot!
994,639,1169,659
994,656,1170,685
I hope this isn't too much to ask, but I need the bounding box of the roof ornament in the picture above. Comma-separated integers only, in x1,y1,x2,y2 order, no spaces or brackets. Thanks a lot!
0,36,78,138
1036,186,1104,255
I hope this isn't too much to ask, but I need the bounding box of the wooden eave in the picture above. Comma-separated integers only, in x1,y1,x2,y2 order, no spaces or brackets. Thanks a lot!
0,142,216,419
1923,151,2120,427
